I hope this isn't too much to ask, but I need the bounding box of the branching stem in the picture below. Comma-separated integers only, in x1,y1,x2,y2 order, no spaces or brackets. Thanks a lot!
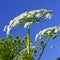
38,37,50,60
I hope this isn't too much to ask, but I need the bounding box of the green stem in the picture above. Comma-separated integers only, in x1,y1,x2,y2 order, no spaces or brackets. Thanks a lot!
27,25,30,55
38,37,50,60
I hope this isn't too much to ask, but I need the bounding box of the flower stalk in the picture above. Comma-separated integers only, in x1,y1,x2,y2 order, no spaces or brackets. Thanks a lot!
27,25,30,55
38,37,50,60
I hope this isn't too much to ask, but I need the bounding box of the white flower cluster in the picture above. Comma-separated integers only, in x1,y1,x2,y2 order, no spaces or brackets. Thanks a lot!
24,22,33,28
4,9,52,35
45,13,52,19
35,26,60,41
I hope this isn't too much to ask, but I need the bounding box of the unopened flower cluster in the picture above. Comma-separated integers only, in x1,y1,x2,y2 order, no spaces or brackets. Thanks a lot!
35,26,60,41
4,9,52,35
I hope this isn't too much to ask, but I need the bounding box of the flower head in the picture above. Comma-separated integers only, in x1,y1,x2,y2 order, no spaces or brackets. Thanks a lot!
4,9,52,35
45,13,52,19
35,26,60,41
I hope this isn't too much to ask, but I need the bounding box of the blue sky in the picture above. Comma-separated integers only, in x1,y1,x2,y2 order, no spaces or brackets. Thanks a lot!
0,0,60,60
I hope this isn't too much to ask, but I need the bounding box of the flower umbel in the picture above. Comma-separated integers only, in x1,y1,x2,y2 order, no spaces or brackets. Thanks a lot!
4,9,52,35
35,26,60,41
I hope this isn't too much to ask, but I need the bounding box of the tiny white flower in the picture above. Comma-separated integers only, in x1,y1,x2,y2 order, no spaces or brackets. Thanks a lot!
47,30,51,34
18,15,24,19
36,10,41,12
6,26,11,35
32,10,36,13
45,13,52,19
3,26,7,31
9,20,15,25
55,29,58,33
24,22,33,28
35,34,39,41
41,29,46,35
55,28,60,33
19,12,28,19
29,11,35,15
41,32,44,35
11,21,17,27
43,9,48,12
21,12,28,17
35,13,41,17
39,31,42,35
27,14,32,18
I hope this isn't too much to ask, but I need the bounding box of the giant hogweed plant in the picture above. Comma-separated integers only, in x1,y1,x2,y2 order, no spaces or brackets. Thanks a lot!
3,9,60,60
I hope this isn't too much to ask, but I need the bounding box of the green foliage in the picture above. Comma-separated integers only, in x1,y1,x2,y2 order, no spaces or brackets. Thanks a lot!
22,36,32,48
0,35,22,60
0,34,59,60
56,57,60,60
13,46,36,60
14,51,34,60
0,35,34,60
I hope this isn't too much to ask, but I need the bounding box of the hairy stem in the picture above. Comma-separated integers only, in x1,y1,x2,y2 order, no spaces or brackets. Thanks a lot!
38,37,50,60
